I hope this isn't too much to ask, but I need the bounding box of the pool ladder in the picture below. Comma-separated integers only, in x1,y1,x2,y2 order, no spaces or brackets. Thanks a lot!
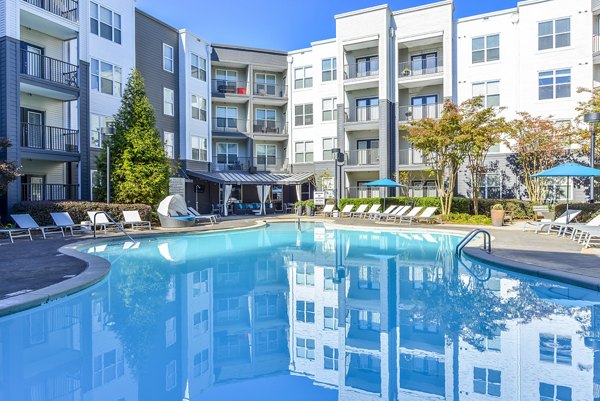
91,211,136,243
455,228,491,257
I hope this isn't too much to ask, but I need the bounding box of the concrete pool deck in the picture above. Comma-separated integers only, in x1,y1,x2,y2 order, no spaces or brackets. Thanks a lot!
0,215,599,315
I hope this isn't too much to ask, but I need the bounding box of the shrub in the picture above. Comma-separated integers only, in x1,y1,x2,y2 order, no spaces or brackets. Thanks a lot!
445,213,492,225
12,201,153,226
492,203,504,210
555,203,600,222
476,199,534,220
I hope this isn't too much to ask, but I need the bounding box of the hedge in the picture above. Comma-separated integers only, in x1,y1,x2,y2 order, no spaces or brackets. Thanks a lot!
338,197,471,214
555,203,600,222
11,201,153,226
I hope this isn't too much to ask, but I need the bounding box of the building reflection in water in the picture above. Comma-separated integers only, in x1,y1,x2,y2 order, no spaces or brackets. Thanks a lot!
1,223,600,401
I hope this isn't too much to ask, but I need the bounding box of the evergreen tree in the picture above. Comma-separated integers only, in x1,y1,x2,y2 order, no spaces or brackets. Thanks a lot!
95,69,170,205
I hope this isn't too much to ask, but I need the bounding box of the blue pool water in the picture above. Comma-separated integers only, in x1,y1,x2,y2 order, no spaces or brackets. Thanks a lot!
1,222,600,401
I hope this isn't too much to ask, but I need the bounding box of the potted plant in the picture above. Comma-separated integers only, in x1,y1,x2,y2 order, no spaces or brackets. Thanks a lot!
490,204,505,227
402,67,411,76
295,201,303,216
305,200,314,216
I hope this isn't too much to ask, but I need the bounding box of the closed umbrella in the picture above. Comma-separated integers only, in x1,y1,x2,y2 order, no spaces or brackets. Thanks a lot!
362,178,406,209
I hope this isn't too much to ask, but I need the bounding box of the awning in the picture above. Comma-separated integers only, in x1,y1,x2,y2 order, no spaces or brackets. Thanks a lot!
187,170,314,185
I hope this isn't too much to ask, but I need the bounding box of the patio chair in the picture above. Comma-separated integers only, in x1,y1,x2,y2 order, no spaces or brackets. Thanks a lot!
363,204,381,219
188,207,218,224
555,214,600,240
411,207,442,224
122,211,152,230
315,204,335,217
523,210,581,233
11,214,64,239
580,227,600,248
339,205,354,217
388,206,412,222
374,205,404,221
349,204,368,218
87,211,123,232
0,227,33,243
50,212,89,236
397,207,424,224
371,205,397,220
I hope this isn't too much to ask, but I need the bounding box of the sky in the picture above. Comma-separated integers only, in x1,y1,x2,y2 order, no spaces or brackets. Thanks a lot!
136,0,520,51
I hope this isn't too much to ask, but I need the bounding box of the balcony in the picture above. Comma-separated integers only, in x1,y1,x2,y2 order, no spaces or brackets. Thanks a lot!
344,62,379,90
252,120,286,135
210,156,287,173
211,80,249,102
398,58,443,89
21,183,79,201
20,49,79,99
346,149,379,167
408,185,438,198
21,124,79,152
594,35,600,55
398,103,443,123
22,0,79,23
212,118,248,137
346,186,382,199
398,148,433,168
253,83,287,98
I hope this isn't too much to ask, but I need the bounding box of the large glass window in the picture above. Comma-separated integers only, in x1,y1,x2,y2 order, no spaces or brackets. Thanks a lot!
296,264,314,285
539,69,571,100
540,383,572,401
163,88,174,116
294,66,313,89
295,141,314,163
192,310,209,334
90,113,112,148
540,334,572,365
216,143,238,164
324,306,338,330
90,2,121,44
216,106,238,129
472,81,500,107
163,131,174,159
191,54,206,81
322,138,337,161
474,367,501,397
193,349,209,377
480,173,502,199
324,346,339,371
191,136,207,161
255,73,276,96
358,265,380,289
539,18,571,50
163,44,174,73
294,104,313,126
191,95,207,121
322,97,337,121
255,109,277,132
91,59,122,96
296,338,315,360
215,69,240,93
296,301,315,323
322,57,337,81
256,144,276,166
256,295,279,320
472,34,500,63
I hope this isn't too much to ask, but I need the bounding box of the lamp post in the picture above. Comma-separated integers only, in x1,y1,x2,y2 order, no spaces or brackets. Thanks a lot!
101,124,115,204
331,148,345,209
584,112,600,202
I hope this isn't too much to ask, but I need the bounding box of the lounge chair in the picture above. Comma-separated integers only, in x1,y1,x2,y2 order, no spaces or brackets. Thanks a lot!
50,212,88,236
374,205,404,221
0,228,33,243
339,205,354,217
187,207,218,224
388,206,412,222
555,214,600,239
411,207,442,224
315,204,335,217
349,204,368,218
523,210,581,233
371,205,396,220
11,214,64,239
122,210,152,230
579,227,600,248
397,207,423,224
363,204,381,219
87,211,123,232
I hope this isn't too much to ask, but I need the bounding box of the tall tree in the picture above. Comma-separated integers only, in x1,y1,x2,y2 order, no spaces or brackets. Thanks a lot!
95,69,170,205
0,139,20,197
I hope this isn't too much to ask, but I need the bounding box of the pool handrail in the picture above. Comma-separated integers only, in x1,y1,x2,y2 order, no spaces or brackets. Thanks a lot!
456,228,491,256
91,211,135,243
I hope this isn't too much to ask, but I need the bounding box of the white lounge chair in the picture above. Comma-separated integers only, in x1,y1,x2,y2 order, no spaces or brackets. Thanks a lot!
556,214,600,240
363,204,381,219
315,204,335,217
523,210,581,233
11,214,64,239
374,205,404,221
397,207,424,224
389,206,412,222
411,207,442,224
87,211,122,232
187,207,217,224
50,212,88,236
0,227,32,243
122,210,152,230
349,204,368,218
371,205,396,220
580,227,600,248
339,205,354,217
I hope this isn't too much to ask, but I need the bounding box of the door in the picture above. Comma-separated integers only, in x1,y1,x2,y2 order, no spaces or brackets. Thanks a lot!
357,139,379,165
22,109,44,149
21,42,44,78
356,98,379,121
411,52,437,76
22,175,44,201
356,56,378,78
410,95,438,120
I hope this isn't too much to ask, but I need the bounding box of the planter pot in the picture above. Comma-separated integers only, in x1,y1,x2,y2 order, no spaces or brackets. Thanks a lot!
491,210,505,227
297,205,303,216
306,206,313,216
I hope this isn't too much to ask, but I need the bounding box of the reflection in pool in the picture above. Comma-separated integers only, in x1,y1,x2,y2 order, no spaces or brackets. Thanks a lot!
1,223,600,401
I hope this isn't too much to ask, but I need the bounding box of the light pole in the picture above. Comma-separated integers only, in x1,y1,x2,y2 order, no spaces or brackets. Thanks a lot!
101,124,115,204
584,112,600,202
331,148,345,209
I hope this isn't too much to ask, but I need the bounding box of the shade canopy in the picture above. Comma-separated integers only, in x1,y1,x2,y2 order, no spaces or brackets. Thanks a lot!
532,163,600,178
361,178,406,187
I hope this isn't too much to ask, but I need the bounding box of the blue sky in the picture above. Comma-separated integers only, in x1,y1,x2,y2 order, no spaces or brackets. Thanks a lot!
136,0,519,50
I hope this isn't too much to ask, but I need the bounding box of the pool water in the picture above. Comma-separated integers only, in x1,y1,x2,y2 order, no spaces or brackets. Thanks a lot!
1,222,600,401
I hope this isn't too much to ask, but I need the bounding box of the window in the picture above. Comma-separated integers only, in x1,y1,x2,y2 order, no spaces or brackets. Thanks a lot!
324,306,338,330
256,144,277,166
191,136,207,161
324,346,339,371
295,141,314,163
164,132,174,159
474,367,501,397
539,69,571,100
163,88,175,116
165,360,176,391
192,270,208,296
472,80,500,107
92,349,124,387
356,56,379,77
193,349,209,377
294,66,313,89
91,59,122,96
480,173,502,199
358,310,381,331
296,300,315,323
256,294,279,320
296,337,315,360
322,138,338,161
191,54,206,81
216,297,240,322
324,267,336,290
163,44,174,73
472,34,500,63
539,18,570,50
90,113,113,148
165,317,176,347
540,383,572,401
294,104,313,126
540,334,572,365
256,329,281,354
543,177,572,203
359,265,380,289
90,2,121,44
296,264,314,285
216,106,238,129
322,97,337,121
255,109,277,132
193,310,209,334
486,329,502,351
191,95,207,121
322,57,337,81
255,73,276,96
216,143,238,164
215,69,240,93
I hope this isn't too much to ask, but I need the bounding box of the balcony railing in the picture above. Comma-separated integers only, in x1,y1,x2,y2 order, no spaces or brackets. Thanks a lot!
398,57,443,79
21,183,79,201
22,0,79,23
594,34,600,54
211,80,249,95
346,185,437,198
346,149,380,166
212,117,247,133
408,185,438,198
398,103,443,122
398,148,433,165
20,49,79,88
346,186,382,199
345,105,380,123
344,62,379,80
252,120,286,135
253,83,287,98
21,124,79,152
210,156,287,172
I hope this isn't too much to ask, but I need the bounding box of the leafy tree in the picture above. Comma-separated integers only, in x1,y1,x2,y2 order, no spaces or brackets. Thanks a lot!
95,69,170,205
0,138,20,197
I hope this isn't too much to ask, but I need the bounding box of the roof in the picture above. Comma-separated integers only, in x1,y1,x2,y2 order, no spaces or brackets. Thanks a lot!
187,171,313,185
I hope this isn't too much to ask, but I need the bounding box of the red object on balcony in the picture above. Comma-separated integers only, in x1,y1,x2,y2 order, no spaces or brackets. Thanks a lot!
237,87,246,94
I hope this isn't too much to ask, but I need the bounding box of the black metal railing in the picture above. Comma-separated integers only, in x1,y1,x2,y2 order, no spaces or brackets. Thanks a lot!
21,124,79,152
344,62,379,80
211,80,248,95
21,183,79,201
209,156,287,172
211,117,247,133
398,57,443,78
252,119,286,135
22,0,79,22
398,103,443,122
253,83,287,98
20,49,79,88
345,105,380,123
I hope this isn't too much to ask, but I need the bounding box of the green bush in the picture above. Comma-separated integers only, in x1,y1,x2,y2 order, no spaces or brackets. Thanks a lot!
445,213,492,225
338,196,470,214
476,199,534,219
12,201,153,226
555,203,600,222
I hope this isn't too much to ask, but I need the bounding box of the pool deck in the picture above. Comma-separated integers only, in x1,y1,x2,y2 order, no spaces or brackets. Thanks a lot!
0,215,599,315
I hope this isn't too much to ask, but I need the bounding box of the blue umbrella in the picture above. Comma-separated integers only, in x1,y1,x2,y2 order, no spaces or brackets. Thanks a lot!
361,179,406,208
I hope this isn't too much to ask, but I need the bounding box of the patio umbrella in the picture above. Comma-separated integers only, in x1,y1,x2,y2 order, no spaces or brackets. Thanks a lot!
531,162,600,217
362,178,406,209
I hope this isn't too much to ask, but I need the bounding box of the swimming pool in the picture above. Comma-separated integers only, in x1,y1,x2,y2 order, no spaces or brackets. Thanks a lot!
1,222,599,401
